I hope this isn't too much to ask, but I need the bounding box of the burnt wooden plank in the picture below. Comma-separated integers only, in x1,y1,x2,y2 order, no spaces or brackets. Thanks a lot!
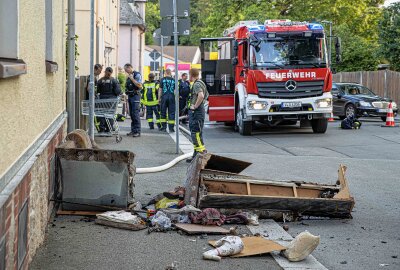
199,194,354,218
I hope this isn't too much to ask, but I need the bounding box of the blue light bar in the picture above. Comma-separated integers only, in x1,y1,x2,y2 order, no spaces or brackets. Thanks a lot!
308,23,324,30
248,25,266,32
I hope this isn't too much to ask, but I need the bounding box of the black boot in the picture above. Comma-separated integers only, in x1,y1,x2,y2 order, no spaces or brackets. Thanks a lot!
149,123,154,130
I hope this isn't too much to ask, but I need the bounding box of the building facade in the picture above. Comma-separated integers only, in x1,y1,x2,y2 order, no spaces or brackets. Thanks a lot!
0,0,67,268
119,0,146,74
75,0,120,76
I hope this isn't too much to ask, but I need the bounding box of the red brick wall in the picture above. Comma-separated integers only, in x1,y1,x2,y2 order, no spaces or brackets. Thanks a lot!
0,121,66,269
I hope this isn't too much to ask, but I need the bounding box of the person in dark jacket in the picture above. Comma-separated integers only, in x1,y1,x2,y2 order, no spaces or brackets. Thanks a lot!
178,73,191,124
186,68,208,163
96,67,121,132
158,69,176,132
85,64,103,100
124,63,143,137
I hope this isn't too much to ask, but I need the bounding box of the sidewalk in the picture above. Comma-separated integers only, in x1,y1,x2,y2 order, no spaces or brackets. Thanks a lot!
30,120,281,270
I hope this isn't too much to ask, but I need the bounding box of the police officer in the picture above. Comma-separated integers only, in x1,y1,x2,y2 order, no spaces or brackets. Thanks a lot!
178,73,191,124
142,73,161,130
187,68,208,162
85,64,103,100
158,69,176,132
124,63,143,137
96,67,121,132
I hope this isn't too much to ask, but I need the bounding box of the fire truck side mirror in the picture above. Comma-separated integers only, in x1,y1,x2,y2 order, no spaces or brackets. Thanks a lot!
232,57,239,66
335,37,342,64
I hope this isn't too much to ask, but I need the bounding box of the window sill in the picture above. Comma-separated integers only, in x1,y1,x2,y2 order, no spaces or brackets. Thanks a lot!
0,58,27,79
46,60,58,73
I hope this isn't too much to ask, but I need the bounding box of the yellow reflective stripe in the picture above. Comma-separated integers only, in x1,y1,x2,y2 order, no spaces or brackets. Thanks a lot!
196,132,204,148
147,119,154,122
144,100,158,106
160,119,167,123
167,120,175,124
156,119,161,123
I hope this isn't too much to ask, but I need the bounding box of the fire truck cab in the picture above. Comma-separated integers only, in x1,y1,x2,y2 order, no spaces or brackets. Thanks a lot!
201,20,339,135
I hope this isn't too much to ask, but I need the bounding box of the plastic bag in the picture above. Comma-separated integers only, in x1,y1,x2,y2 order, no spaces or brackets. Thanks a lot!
203,236,244,261
155,198,180,209
150,211,171,229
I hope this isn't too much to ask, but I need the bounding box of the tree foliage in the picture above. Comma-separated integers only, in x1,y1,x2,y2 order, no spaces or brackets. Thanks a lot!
378,2,400,71
145,0,386,71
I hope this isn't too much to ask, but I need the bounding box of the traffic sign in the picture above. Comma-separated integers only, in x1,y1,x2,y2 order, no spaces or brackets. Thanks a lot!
152,28,171,46
161,18,191,36
160,0,190,17
149,49,161,60
150,61,160,71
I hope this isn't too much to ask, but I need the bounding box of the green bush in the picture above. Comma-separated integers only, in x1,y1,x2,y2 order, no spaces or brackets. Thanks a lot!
118,73,127,92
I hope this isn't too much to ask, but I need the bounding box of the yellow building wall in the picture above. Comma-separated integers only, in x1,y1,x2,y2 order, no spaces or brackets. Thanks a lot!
75,0,120,76
0,0,66,177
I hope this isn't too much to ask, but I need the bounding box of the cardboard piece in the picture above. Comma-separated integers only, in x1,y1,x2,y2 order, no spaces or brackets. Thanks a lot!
209,236,286,257
175,223,229,235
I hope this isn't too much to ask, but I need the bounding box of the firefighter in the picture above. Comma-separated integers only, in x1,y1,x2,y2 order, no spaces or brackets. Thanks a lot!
124,63,143,137
186,68,208,162
142,73,161,130
178,73,191,124
96,67,121,132
158,69,176,132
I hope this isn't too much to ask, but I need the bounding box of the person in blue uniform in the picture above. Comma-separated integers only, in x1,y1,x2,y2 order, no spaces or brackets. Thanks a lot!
124,63,143,137
178,73,191,124
158,69,176,132
96,67,121,132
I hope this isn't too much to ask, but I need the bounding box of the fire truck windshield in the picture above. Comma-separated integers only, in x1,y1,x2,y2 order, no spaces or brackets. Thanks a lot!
250,35,327,69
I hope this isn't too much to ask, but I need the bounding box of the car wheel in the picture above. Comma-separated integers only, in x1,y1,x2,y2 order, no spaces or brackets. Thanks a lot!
381,116,387,122
345,104,356,118
311,119,328,133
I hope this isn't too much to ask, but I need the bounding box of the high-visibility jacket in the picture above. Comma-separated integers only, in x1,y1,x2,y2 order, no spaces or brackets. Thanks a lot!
141,80,159,106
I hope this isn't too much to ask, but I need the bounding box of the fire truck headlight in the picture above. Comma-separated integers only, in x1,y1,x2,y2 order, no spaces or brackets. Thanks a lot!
248,100,268,110
315,98,332,108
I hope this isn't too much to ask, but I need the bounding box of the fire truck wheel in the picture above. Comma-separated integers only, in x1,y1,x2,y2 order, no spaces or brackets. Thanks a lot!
311,119,328,134
236,110,252,136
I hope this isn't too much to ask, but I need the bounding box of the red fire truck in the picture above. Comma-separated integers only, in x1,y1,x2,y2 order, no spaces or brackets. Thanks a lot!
201,20,341,135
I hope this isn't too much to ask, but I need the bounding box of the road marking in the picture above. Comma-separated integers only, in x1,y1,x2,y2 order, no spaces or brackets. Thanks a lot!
247,220,328,270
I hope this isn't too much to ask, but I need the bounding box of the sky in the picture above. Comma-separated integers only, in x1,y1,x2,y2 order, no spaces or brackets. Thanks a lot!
384,0,400,6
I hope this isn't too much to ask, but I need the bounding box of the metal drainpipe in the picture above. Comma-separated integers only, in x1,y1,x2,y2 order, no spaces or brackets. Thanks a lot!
130,23,133,64
67,0,76,132
139,28,144,73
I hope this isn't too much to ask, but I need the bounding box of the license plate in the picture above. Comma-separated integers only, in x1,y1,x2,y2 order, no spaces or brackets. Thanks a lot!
378,109,389,113
281,102,302,108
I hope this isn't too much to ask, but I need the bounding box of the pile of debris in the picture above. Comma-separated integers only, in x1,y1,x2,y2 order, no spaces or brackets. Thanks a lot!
185,153,355,219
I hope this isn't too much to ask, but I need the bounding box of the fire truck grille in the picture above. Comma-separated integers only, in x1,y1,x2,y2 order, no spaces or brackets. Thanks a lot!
257,80,324,99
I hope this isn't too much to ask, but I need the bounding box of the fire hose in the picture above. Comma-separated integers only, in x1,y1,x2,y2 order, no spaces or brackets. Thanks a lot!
136,120,192,174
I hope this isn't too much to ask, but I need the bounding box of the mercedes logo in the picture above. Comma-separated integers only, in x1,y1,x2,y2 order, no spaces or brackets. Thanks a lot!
285,80,297,91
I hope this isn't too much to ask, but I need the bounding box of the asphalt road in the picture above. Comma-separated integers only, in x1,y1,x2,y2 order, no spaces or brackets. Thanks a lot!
202,118,400,270
30,121,282,270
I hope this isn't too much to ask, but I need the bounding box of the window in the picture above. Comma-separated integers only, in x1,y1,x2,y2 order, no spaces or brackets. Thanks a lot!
0,0,18,58
45,0,57,72
0,0,26,78
45,0,53,61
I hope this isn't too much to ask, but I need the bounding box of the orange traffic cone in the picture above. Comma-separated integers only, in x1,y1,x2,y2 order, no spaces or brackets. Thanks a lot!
382,102,397,127
328,112,335,122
